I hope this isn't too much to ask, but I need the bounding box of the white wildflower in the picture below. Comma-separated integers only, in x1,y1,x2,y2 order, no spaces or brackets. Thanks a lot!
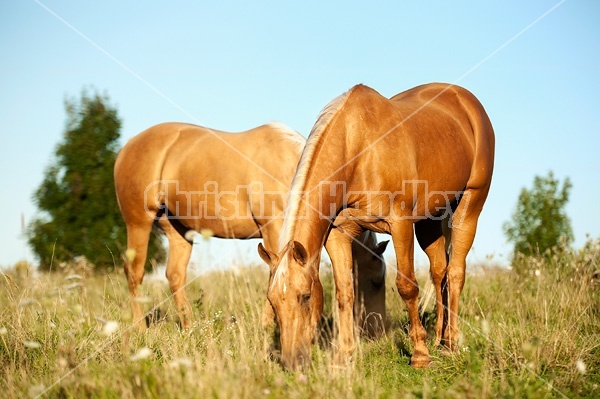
102,321,119,336
184,230,196,242
534,269,541,277
168,357,193,369
481,319,490,338
130,347,153,361
576,359,586,375
526,361,535,370
0,327,7,335
200,228,214,240
23,340,41,349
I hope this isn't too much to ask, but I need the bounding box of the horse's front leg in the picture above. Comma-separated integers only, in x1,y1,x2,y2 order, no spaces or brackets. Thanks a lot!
259,223,283,330
326,227,359,365
391,219,431,368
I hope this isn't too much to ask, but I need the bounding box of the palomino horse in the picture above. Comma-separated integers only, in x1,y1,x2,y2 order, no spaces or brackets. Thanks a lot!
258,83,495,369
114,122,388,331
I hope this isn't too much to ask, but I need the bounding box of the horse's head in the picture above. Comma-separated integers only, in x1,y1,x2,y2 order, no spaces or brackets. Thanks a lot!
352,232,389,338
258,240,323,370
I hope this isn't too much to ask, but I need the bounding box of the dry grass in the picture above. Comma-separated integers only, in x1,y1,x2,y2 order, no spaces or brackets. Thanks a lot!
1,241,598,398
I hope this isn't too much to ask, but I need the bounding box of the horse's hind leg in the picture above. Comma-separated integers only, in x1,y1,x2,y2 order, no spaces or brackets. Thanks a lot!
157,216,193,329
445,187,487,350
415,218,449,347
124,221,153,330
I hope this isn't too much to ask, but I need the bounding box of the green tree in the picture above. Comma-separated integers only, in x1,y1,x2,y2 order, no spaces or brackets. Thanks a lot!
28,89,165,271
503,171,573,260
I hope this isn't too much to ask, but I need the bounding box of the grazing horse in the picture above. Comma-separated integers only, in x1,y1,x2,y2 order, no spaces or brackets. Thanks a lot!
114,122,387,331
258,83,495,369
353,230,388,339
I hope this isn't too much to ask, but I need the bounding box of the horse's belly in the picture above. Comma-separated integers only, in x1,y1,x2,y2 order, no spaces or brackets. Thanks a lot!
191,218,262,239
162,184,261,239
175,217,261,239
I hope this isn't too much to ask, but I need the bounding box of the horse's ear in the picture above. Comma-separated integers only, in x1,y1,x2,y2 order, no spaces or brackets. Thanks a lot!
292,241,308,266
258,243,277,266
374,240,389,256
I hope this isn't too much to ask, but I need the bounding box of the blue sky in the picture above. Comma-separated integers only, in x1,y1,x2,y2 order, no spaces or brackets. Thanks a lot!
1,1,598,270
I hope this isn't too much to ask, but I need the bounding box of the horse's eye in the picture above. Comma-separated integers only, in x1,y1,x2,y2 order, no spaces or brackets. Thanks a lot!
299,293,311,304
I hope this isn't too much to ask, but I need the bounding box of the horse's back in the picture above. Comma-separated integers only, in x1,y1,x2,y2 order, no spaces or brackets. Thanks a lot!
158,122,302,190
114,122,304,224
336,83,494,218
117,122,302,182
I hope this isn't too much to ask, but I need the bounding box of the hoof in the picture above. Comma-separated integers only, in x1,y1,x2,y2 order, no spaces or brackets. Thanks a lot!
410,353,431,368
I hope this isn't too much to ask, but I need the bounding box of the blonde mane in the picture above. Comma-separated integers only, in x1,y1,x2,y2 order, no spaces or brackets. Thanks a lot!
277,87,355,253
267,121,306,155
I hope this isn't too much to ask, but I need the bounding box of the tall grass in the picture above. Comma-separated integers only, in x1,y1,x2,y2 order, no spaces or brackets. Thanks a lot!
1,240,598,398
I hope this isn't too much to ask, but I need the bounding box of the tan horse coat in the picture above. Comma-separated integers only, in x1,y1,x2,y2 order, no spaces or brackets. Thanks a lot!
260,83,494,369
114,122,387,331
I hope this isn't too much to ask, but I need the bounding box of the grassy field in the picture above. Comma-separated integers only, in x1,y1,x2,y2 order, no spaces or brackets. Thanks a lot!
1,242,598,398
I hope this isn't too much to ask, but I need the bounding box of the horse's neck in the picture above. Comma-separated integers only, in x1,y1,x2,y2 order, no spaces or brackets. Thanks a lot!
286,86,385,256
291,213,331,257
290,142,350,256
